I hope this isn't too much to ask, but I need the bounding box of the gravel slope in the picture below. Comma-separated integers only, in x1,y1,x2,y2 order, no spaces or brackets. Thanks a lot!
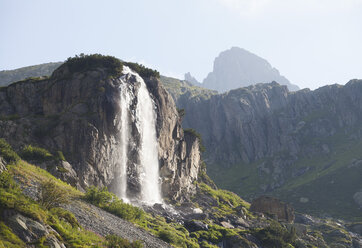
65,200,172,248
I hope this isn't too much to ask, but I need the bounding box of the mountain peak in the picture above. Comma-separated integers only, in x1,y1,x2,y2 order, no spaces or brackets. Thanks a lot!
202,47,299,92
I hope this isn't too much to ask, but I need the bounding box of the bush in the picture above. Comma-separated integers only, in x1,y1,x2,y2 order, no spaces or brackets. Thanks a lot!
84,186,113,206
0,139,20,164
158,229,179,243
105,200,144,221
253,221,296,248
123,62,160,78
63,53,123,78
20,145,53,162
50,208,79,228
105,234,143,248
0,171,18,190
39,179,70,209
84,186,144,222
184,128,206,153
55,151,66,161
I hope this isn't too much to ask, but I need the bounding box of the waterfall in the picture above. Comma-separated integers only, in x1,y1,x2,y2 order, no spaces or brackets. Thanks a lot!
117,81,131,201
116,66,162,205
135,75,162,204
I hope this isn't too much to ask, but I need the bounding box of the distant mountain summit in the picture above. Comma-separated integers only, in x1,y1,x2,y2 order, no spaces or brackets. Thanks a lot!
200,47,299,92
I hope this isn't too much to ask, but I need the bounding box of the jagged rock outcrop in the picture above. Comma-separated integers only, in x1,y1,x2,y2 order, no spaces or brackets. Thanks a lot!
0,60,201,201
202,47,299,92
184,72,201,86
250,196,295,223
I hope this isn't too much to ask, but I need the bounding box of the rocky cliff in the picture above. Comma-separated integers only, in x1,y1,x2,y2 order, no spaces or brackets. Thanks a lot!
166,79,362,220
201,47,299,92
0,56,201,202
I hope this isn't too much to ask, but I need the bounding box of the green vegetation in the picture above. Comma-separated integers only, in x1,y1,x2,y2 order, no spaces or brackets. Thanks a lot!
84,186,144,222
0,139,20,164
0,222,25,248
196,183,251,219
55,151,66,161
0,151,145,247
63,53,123,78
207,126,362,221
252,221,296,248
105,235,143,248
0,62,61,87
160,75,216,103
123,62,160,78
312,223,352,247
84,187,201,247
20,145,53,162
184,128,206,153
39,179,70,209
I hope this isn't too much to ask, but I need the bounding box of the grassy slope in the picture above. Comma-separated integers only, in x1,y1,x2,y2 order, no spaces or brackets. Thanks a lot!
207,126,362,221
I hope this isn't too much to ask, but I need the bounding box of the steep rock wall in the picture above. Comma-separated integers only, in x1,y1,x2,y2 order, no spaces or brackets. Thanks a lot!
0,63,201,201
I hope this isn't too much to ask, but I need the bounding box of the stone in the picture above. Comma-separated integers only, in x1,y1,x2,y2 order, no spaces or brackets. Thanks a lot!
294,213,318,225
6,214,48,242
250,196,294,223
184,220,208,232
220,221,234,229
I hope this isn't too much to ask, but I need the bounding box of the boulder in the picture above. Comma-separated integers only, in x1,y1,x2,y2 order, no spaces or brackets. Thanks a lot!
250,196,294,223
184,220,208,232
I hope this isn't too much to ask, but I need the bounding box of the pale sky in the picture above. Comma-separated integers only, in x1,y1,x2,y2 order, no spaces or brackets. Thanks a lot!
1,0,362,89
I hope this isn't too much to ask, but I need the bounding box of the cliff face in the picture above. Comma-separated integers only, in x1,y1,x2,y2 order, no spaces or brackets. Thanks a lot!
0,62,201,201
167,79,362,219
202,47,299,92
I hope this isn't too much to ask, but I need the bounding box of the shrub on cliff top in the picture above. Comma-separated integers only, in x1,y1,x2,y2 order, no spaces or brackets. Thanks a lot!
64,53,123,78
123,62,160,78
183,128,206,153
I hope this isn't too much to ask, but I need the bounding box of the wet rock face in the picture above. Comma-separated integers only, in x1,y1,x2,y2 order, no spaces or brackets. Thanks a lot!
250,196,295,223
0,64,200,201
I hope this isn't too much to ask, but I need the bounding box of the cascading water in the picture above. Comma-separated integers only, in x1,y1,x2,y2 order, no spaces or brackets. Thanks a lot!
135,75,162,204
117,81,131,201
116,66,162,205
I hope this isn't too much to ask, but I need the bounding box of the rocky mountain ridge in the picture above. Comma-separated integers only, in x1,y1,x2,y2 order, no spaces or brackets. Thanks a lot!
186,47,299,92
167,77,362,220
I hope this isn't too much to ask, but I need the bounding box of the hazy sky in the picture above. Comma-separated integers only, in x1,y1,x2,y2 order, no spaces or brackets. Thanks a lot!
1,0,362,89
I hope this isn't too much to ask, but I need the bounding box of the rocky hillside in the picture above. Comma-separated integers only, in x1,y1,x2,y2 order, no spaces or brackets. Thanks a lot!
196,47,299,92
1,56,362,247
0,62,62,87
0,55,201,202
167,78,362,221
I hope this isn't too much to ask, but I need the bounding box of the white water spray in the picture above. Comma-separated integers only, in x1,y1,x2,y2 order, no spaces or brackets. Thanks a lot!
117,81,131,201
116,66,162,205
136,76,162,204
